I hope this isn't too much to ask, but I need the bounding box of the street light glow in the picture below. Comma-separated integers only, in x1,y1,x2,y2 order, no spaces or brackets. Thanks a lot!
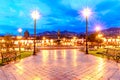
95,26,101,32
31,10,40,20
18,28,22,33
98,34,103,38
81,8,92,18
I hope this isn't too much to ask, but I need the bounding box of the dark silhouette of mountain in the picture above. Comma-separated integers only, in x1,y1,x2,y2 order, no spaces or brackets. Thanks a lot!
32,27,120,38
102,27,120,31
101,27,120,37
32,30,79,39
37,30,78,36
61,30,78,35
38,31,57,36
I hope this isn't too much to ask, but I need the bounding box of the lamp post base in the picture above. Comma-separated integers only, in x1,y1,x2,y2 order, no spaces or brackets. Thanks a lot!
33,51,36,55
86,49,88,54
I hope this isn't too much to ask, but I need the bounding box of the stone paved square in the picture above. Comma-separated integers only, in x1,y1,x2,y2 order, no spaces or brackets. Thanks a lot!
0,49,120,80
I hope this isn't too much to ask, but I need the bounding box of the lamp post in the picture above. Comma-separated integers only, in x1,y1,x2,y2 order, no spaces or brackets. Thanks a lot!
31,10,40,55
18,28,22,36
81,8,92,54
17,28,22,52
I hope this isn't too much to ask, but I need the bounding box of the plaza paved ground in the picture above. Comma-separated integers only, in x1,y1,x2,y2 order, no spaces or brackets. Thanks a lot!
0,49,120,80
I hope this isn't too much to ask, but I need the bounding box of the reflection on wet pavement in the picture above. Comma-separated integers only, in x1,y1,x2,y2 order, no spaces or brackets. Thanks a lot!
0,49,120,80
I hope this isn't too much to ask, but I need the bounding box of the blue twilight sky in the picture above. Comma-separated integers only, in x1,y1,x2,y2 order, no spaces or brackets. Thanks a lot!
0,0,120,35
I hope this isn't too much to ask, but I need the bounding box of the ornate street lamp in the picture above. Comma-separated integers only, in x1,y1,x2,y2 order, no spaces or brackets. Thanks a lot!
81,8,92,54
18,28,22,36
31,10,40,55
17,28,22,52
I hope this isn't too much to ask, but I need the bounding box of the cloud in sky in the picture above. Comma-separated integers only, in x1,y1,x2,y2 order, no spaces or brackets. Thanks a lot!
0,0,120,34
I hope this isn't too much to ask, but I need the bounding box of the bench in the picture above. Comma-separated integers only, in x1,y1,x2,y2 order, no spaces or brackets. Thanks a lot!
1,51,21,64
103,48,120,62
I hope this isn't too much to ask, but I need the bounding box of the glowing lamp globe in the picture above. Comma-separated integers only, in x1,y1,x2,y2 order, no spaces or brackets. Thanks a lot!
18,28,22,33
31,10,40,20
95,26,101,32
82,8,92,18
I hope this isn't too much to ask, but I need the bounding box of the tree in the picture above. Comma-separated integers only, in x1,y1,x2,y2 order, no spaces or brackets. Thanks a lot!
88,32,103,47
88,33,97,42
24,30,29,39
4,34,15,52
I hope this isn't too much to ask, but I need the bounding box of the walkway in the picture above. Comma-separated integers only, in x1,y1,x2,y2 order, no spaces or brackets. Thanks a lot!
0,49,120,80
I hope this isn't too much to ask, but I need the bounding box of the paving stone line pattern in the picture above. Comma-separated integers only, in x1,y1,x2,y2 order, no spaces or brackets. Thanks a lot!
0,49,120,80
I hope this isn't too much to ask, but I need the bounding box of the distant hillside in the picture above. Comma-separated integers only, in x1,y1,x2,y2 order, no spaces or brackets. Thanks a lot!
101,27,120,37
34,30,79,39
30,27,120,38
37,30,78,35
